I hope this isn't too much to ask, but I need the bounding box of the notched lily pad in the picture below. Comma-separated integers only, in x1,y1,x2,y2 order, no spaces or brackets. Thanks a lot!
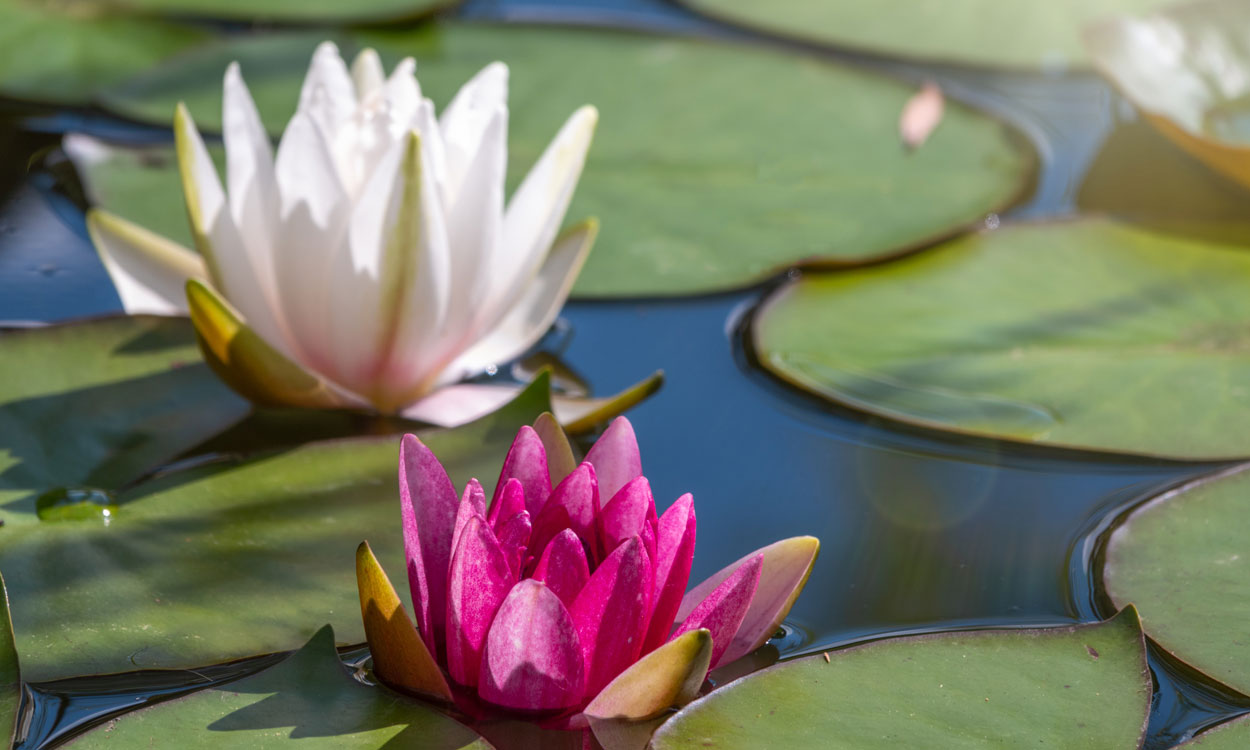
0,377,550,682
1086,0,1250,192
753,218,1250,460
1103,463,1250,696
651,608,1151,749
1,573,18,750
89,24,1033,298
677,0,1174,70
62,626,491,749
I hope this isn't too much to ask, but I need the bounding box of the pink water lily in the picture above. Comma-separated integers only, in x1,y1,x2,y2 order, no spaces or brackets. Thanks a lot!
356,414,819,724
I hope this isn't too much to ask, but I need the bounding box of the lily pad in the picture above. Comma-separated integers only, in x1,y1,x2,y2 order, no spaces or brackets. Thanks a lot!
0,0,206,105
678,0,1173,70
1177,714,1250,748
63,626,490,749
0,316,249,516
1085,0,1250,193
753,218,1250,460
0,377,549,682
1102,463,1250,696
108,0,450,24
92,25,1033,298
652,609,1151,749
1,574,17,750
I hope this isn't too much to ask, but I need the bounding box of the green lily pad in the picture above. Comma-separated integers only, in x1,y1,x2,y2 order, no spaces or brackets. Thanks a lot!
109,0,449,24
0,316,249,518
1,574,18,750
652,609,1151,749
63,626,490,749
0,0,206,105
677,0,1173,70
92,25,1032,298
1177,714,1250,748
1103,463,1250,696
753,218,1250,460
0,376,550,682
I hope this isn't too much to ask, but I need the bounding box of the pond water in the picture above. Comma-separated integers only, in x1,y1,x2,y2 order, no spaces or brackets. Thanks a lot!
3,0,1250,748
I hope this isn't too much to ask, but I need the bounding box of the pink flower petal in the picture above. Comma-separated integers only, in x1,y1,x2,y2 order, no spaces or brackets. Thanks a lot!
533,529,591,608
583,417,641,503
641,493,696,655
446,515,514,688
599,476,657,557
673,554,762,669
493,425,551,517
530,462,599,560
497,510,532,580
479,580,585,712
675,537,820,667
569,536,653,698
487,477,526,533
451,479,487,554
399,434,460,659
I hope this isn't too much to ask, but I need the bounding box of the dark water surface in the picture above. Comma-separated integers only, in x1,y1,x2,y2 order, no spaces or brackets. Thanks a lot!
4,0,1250,747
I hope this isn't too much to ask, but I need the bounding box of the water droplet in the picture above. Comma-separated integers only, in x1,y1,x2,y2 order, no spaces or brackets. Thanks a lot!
485,364,498,376
984,213,1000,230
36,487,118,522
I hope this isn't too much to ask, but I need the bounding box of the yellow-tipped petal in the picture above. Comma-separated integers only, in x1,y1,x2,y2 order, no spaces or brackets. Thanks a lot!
533,411,577,485
582,628,712,722
554,370,664,435
355,541,452,702
186,279,348,409
86,209,207,315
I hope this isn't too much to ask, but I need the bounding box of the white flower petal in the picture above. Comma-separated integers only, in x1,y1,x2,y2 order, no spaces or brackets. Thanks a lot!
298,41,357,138
441,104,507,351
351,48,386,101
439,61,508,204
401,382,521,428
175,103,289,351
491,105,597,323
86,210,207,315
272,110,352,375
442,219,596,382
222,63,283,325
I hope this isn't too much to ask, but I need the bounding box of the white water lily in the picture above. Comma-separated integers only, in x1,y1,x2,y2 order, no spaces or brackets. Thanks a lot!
83,42,599,419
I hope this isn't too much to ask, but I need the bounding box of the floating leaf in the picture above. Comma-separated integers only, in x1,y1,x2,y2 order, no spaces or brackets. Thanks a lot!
678,0,1175,69
753,218,1250,460
0,316,249,517
1103,463,1250,695
62,626,491,749
90,24,1032,298
652,609,1151,749
0,377,549,682
1,573,18,750
0,0,206,104
1086,0,1250,192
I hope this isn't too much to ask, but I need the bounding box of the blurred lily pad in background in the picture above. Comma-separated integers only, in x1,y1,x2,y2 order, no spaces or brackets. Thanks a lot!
652,609,1150,749
1086,0,1250,192
0,0,206,104
107,0,453,23
753,219,1250,460
677,0,1173,70
82,24,1033,298
1103,464,1250,696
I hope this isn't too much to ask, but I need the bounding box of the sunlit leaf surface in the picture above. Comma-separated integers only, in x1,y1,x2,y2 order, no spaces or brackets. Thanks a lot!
753,219,1250,460
652,610,1150,749
63,626,491,749
91,24,1033,298
1104,464,1250,695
